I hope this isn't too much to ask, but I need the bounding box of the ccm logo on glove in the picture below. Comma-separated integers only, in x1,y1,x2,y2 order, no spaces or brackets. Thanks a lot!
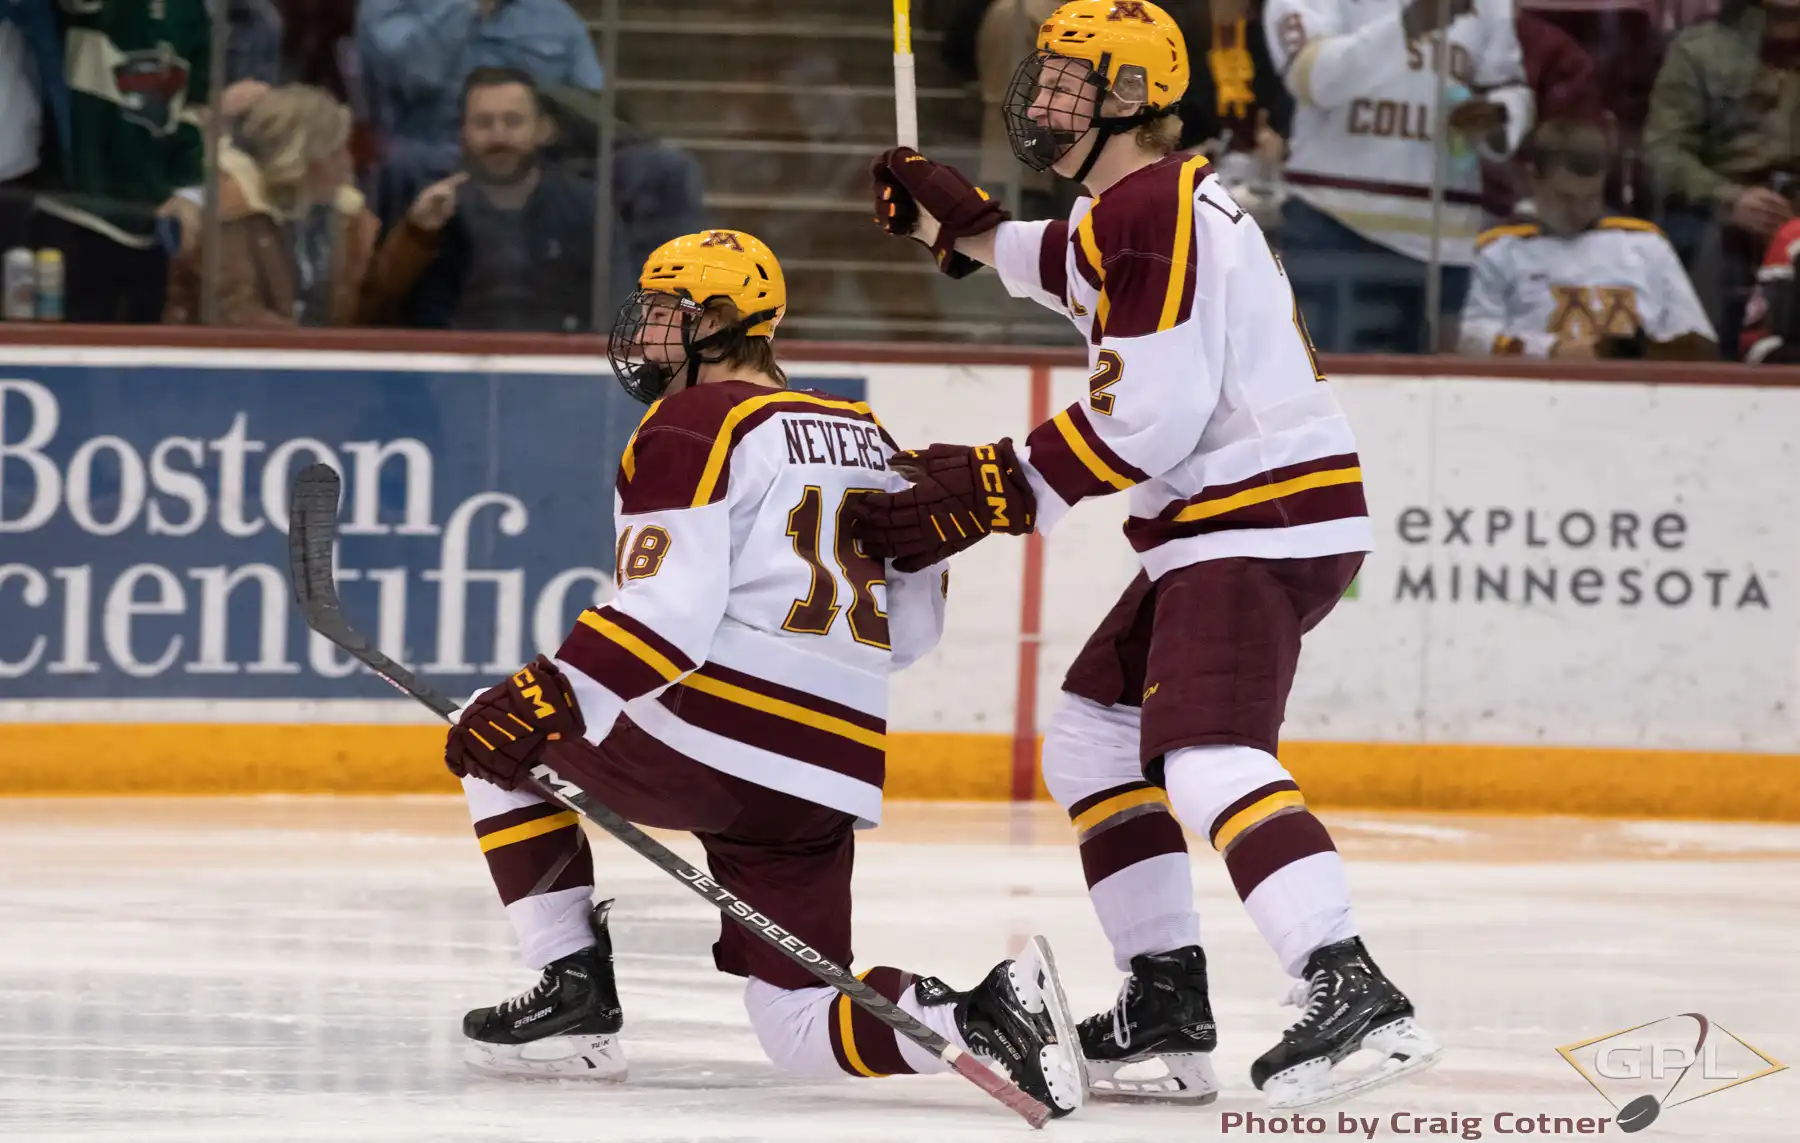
513,664,560,723
446,654,586,790
975,445,1013,529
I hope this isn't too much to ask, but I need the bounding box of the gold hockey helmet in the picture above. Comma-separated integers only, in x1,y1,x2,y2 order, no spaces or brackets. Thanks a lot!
609,229,788,403
1004,1,1191,177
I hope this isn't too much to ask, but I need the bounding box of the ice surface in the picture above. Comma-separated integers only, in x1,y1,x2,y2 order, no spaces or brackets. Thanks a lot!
1,799,1795,1142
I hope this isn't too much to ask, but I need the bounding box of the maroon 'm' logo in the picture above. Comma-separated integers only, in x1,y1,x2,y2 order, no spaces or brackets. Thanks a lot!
700,231,746,251
1109,1,1155,22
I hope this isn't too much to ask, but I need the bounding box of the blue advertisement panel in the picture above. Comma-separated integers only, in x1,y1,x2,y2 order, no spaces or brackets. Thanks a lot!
0,353,862,701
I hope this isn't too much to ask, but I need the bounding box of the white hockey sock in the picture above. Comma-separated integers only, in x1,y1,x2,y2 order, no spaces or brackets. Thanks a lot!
745,971,967,1079
507,885,597,971
1164,745,1357,977
463,774,596,970
1088,853,1202,971
1042,694,1202,970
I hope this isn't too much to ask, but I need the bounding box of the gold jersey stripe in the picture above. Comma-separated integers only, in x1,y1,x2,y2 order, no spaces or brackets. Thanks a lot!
478,810,580,853
1052,409,1136,491
1213,789,1306,852
1172,466,1362,523
1158,155,1211,331
1071,785,1169,834
677,672,885,750
619,398,664,481
1076,211,1106,284
836,975,882,1077
577,610,685,681
692,392,877,507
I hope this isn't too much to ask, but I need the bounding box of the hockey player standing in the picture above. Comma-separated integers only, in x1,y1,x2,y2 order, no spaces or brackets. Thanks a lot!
856,0,1439,1110
442,230,1086,1117
1265,0,1533,352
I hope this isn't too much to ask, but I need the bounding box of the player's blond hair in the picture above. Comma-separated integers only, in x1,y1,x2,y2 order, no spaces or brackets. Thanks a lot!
703,298,788,388
235,85,352,218
1135,113,1185,156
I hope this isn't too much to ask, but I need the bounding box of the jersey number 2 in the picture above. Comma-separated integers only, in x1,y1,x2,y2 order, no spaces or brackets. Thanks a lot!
782,486,890,649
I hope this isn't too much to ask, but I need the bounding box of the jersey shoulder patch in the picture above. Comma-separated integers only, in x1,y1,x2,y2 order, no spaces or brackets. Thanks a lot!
1476,221,1541,250
1597,216,1663,237
1078,151,1213,338
1084,151,1211,259
619,383,884,513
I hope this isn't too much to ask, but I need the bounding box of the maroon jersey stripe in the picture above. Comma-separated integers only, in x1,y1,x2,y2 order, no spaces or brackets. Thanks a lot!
658,684,885,788
1039,219,1071,298
1127,482,1368,549
694,662,886,734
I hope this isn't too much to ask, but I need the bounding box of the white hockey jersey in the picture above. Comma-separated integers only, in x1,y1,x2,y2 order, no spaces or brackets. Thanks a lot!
1457,216,1716,355
551,382,947,827
992,152,1374,579
1264,0,1532,264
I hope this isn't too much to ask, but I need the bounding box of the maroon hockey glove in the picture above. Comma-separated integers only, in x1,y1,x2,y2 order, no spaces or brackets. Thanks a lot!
445,655,586,791
849,440,1037,573
872,147,1008,280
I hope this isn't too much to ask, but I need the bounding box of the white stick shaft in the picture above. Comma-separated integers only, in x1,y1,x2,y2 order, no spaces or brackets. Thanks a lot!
893,0,918,148
894,54,919,148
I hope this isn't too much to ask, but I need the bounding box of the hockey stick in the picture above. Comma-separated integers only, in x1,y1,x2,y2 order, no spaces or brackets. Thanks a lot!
286,463,1049,1129
893,0,918,148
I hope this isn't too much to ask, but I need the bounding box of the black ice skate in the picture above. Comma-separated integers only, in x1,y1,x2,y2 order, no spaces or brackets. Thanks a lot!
463,900,626,1080
1251,936,1440,1109
1078,945,1220,1103
920,935,1087,1118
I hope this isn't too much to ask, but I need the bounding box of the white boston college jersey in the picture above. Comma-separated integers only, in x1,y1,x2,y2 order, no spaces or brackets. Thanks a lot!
1457,217,1716,355
551,382,947,827
992,152,1374,579
1264,0,1531,264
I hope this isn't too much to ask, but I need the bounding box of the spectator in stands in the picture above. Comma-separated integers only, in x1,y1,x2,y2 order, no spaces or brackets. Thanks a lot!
363,67,598,331
1265,0,1535,354
1737,216,1800,359
1171,0,1293,229
19,0,210,323
1480,11,1603,221
229,0,287,89
355,0,603,224
1645,0,1800,355
976,0,1064,218
1459,117,1717,360
163,86,381,326
0,0,69,254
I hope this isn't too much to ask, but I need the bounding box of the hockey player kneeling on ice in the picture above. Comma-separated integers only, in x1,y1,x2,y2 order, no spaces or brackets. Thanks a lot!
857,1,1439,1111
442,230,1085,1116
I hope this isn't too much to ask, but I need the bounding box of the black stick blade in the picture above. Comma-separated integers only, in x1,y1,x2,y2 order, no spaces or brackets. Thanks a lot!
289,463,343,612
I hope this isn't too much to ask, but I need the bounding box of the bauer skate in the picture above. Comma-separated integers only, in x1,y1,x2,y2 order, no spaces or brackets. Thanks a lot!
1079,945,1220,1104
1251,937,1440,1109
463,900,626,1080
919,935,1087,1118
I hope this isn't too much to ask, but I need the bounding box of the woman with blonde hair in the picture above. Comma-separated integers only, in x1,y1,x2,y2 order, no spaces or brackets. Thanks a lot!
164,85,381,326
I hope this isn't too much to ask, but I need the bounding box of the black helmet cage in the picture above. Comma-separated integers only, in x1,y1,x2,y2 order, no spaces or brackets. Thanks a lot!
608,288,750,405
1003,50,1175,183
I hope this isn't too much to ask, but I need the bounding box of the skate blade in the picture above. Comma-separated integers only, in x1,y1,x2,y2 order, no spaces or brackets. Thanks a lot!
1088,1051,1220,1104
465,1033,628,1081
1264,1018,1441,1111
1010,935,1088,1116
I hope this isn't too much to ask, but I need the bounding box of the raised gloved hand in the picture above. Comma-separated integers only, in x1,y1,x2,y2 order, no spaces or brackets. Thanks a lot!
849,440,1037,572
871,146,1008,279
445,655,585,791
